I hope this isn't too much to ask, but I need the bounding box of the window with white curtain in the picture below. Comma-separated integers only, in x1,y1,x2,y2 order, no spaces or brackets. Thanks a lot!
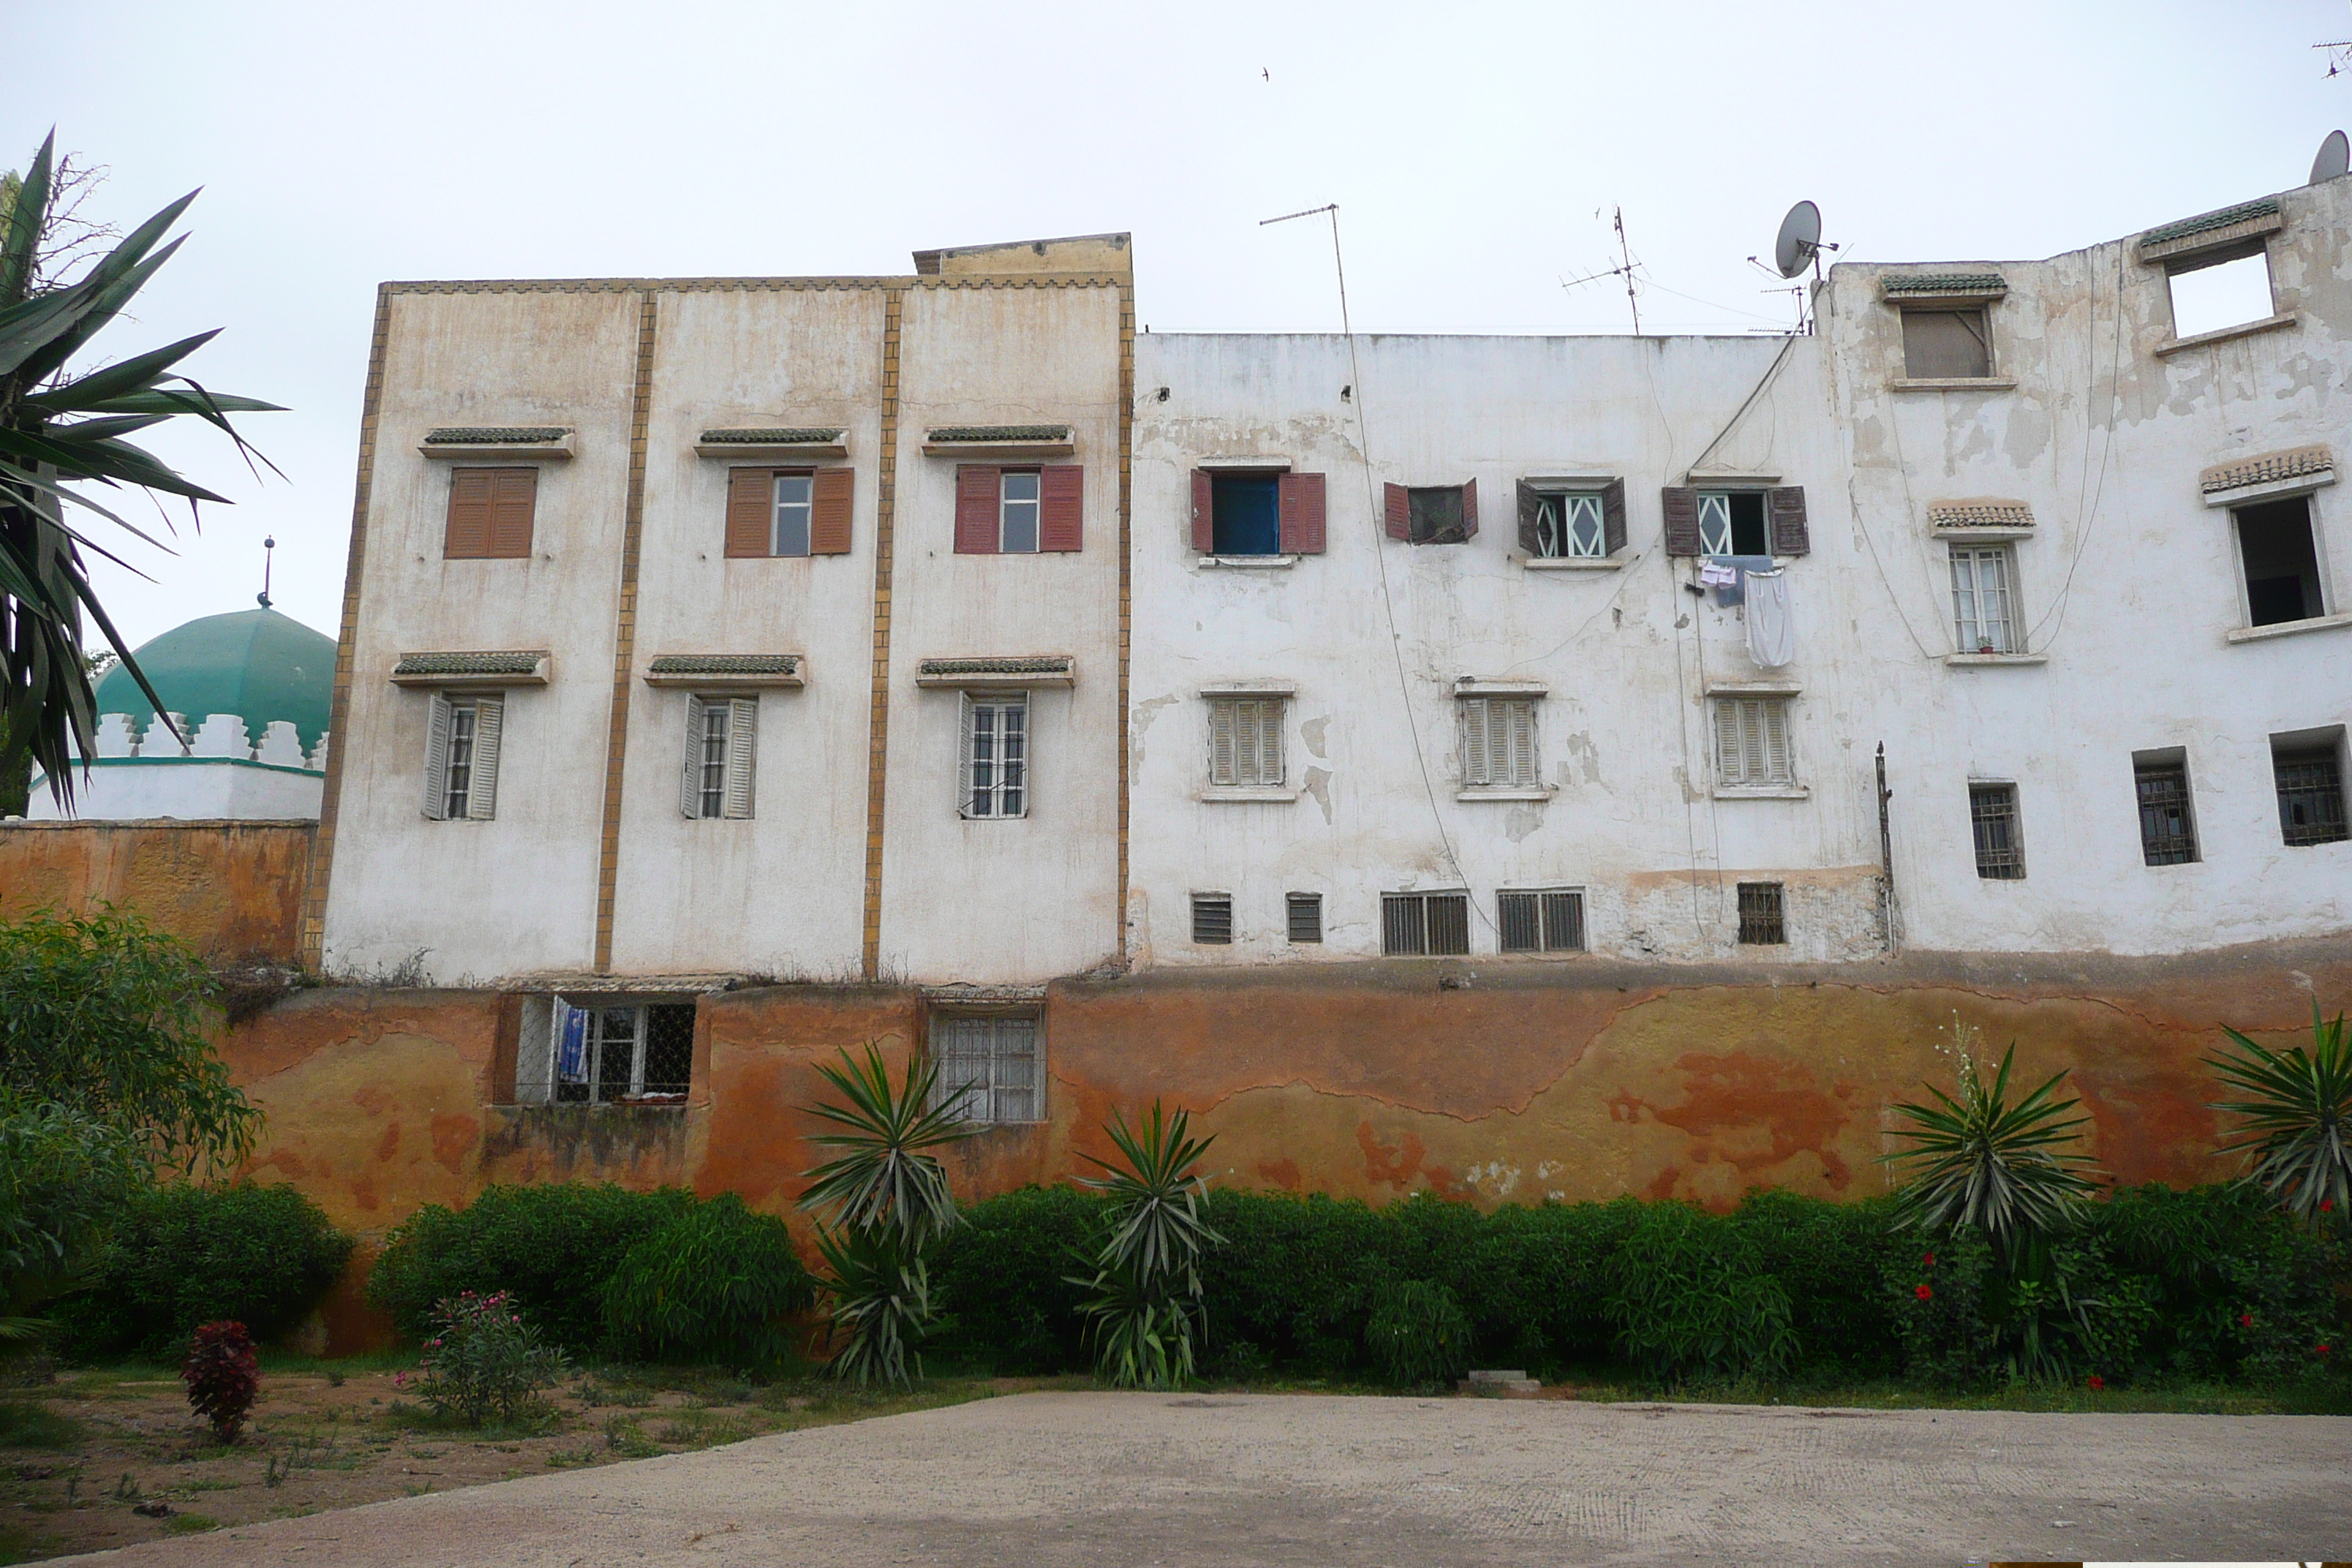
1949,545,2019,654
929,1012,1044,1123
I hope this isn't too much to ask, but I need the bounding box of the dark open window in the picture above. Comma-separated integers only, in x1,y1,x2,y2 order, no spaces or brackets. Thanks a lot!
1210,473,1280,556
2236,497,2325,627
2134,756,2198,866
1901,309,1991,378
1384,481,1477,545
1735,883,1785,945
1499,889,1584,953
2272,735,2349,848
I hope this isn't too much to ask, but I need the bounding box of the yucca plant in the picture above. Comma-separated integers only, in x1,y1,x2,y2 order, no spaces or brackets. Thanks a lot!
1881,1036,2101,1268
1070,1101,1223,1390
2206,1002,2352,1222
1,132,281,810
807,1220,933,1388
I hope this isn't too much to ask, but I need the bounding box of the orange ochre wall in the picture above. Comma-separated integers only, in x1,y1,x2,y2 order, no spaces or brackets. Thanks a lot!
214,941,2351,1349
0,820,311,963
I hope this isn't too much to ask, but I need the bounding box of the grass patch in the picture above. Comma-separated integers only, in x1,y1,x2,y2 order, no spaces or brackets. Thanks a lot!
161,1512,221,1535
0,1402,83,1449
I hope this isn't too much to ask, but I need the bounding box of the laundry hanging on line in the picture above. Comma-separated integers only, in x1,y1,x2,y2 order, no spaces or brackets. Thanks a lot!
1703,554,1776,607
1744,567,1796,669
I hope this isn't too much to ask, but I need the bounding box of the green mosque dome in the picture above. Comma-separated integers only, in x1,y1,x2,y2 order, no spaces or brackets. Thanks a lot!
94,607,336,754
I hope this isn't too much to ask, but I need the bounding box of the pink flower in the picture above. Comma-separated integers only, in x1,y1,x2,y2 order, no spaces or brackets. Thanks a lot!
1915,1284,1933,1300
393,1372,408,1387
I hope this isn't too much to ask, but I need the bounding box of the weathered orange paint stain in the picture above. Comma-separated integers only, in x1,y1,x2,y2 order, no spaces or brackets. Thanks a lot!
1636,1051,1855,1190
373,1121,400,1162
1256,1158,1301,1191
0,821,312,962
430,1114,478,1175
1357,1122,1428,1192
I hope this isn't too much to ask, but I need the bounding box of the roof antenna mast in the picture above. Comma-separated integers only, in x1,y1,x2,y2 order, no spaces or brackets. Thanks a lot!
1614,206,1640,335
257,535,274,610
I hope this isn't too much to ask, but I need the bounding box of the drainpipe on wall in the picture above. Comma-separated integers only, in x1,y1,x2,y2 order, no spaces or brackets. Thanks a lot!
1875,742,1901,955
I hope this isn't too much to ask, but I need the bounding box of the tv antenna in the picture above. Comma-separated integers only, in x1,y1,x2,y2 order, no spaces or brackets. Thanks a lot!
2314,129,2351,184
1560,206,1643,333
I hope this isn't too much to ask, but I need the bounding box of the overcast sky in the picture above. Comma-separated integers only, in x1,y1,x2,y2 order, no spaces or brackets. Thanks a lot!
15,0,2351,649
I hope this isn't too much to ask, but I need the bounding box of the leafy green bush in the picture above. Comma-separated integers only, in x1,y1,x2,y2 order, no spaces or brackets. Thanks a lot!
1604,1202,1796,1384
1365,1279,1471,1386
930,1185,1098,1373
61,1183,353,1357
414,1291,568,1426
600,1195,816,1365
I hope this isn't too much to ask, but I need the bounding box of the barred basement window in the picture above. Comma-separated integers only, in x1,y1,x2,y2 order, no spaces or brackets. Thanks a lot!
1969,783,2025,879
1382,891,1469,957
1736,882,1785,945
524,998,696,1105
1191,893,1234,945
679,696,757,819
2134,758,2198,866
1498,889,1585,954
2272,737,2349,848
1460,697,1539,790
1286,892,1323,943
1714,697,1795,788
930,1013,1043,1124
1208,696,1286,788
959,693,1028,819
421,693,504,821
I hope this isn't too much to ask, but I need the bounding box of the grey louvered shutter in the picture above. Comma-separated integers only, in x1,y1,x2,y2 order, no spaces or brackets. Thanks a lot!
1507,700,1537,788
1209,699,1237,787
724,697,757,818
421,693,453,820
1258,700,1285,786
679,696,707,818
1714,699,1741,785
1461,700,1490,787
1761,700,1792,783
466,695,504,821
956,694,977,817
1602,479,1627,555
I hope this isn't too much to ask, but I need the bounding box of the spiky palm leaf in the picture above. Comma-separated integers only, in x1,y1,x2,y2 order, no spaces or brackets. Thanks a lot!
796,1042,976,1245
1880,1044,2102,1262
1075,1101,1224,1296
810,1219,932,1388
2206,1003,2352,1221
1,131,282,809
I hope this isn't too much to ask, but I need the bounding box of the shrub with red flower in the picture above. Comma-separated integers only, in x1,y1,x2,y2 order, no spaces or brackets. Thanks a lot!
2318,1343,2333,1359
2242,1312,2256,1329
2086,1374,2105,1391
1914,1284,1933,1300
1921,1252,1936,1269
414,1289,568,1428
182,1321,259,1443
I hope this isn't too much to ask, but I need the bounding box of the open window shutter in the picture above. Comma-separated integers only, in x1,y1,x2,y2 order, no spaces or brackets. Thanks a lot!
810,467,854,554
467,696,504,820
445,470,494,559
1602,479,1627,555
1515,480,1541,554
1509,701,1536,788
421,694,453,818
1384,483,1410,540
679,696,707,818
1662,487,1701,556
954,466,1000,554
1460,478,1478,539
1713,700,1740,785
1278,472,1325,554
1763,701,1791,783
1209,700,1237,787
1461,701,1490,787
725,470,772,557
956,694,977,815
1768,486,1810,556
1191,470,1214,552
487,469,537,557
724,697,758,818
1039,464,1084,551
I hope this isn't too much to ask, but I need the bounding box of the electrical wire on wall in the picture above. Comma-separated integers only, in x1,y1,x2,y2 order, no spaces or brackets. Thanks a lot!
2027,241,2128,651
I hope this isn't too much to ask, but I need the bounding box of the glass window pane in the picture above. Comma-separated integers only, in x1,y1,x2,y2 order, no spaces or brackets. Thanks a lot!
1697,494,1733,555
1567,495,1605,557
772,475,813,557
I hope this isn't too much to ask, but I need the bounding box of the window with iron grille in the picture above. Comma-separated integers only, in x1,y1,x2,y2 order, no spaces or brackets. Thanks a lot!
519,998,696,1105
2272,739,2349,848
930,1013,1043,1124
2134,760,2198,866
1499,889,1585,953
1286,892,1323,943
1949,546,2019,655
1460,697,1541,790
1696,491,1770,557
1382,892,1469,957
1207,696,1286,788
1736,882,1786,945
421,693,505,821
679,695,757,820
1532,491,1607,558
959,693,1028,819
1969,783,2025,879
1713,697,1795,788
1191,893,1234,945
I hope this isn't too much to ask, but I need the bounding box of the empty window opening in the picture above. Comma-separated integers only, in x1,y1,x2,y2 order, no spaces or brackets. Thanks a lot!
1533,491,1606,558
1714,696,1795,788
1460,697,1541,791
960,693,1028,819
2272,738,2349,848
930,1012,1043,1124
2134,758,2198,866
1191,893,1234,945
1499,889,1585,954
1736,882,1786,945
1409,486,1468,544
1970,783,2025,880
1697,492,1770,557
998,470,1041,554
1950,545,2019,654
1382,892,1470,957
1208,696,1286,788
539,998,696,1105
1286,892,1323,944
771,472,813,557
2236,497,2325,627
1210,473,1281,556
2167,249,2274,341
1901,309,1991,379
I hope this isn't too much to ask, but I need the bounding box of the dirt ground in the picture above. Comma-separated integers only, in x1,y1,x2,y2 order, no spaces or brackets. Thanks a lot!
27,1389,2352,1567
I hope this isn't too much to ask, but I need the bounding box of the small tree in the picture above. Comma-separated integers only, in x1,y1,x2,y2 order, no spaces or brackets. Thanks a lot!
1070,1101,1222,1390
0,1088,147,1338
2206,1002,2352,1221
181,1320,258,1442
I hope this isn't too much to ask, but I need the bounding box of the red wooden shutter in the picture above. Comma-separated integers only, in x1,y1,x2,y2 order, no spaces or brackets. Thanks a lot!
1191,470,1215,552
725,469,772,558
954,465,1001,554
445,469,494,559
1661,487,1701,556
1515,480,1540,554
486,468,538,557
1768,486,1810,556
810,467,854,554
1278,472,1325,554
1460,478,1478,540
1602,478,1627,555
1039,464,1084,551
1384,483,1410,540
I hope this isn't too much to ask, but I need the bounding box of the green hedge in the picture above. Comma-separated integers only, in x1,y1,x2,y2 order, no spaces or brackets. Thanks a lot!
61,1183,353,1357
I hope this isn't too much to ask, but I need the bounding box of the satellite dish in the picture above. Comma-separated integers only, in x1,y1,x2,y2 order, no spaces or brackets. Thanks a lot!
1775,200,1823,279
2313,129,2350,184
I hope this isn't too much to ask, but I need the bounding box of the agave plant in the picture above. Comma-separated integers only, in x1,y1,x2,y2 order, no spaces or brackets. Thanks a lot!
808,1220,933,1388
1070,1101,1224,1390
1,132,281,809
2206,1002,2352,1221
1881,1039,2101,1267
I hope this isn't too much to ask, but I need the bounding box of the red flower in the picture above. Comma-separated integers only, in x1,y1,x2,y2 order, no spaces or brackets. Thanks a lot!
1915,1284,1933,1300
2086,1375,2105,1391
2323,1199,2336,1213
2242,1313,2255,1329
1922,1252,1936,1268
2318,1343,2333,1357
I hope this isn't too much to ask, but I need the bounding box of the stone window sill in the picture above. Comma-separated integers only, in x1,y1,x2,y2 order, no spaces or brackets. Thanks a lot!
1712,785,1810,801
1455,788,1556,802
2156,312,2296,357
2224,610,2352,645
1196,554,1300,570
1198,787,1300,804
1522,556,1624,572
1945,652,2048,668
1891,377,2017,393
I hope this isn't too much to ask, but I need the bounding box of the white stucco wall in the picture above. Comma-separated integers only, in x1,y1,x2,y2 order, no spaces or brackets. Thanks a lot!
26,761,322,821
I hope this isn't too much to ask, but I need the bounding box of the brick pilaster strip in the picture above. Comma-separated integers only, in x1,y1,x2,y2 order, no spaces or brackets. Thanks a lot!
860,287,907,980
298,285,395,971
1115,283,1136,962
592,290,661,973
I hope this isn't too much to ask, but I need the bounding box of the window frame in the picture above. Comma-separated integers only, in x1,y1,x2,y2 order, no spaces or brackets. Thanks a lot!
1207,694,1287,790
1381,890,1471,957
927,1009,1046,1126
522,996,698,1107
422,690,505,822
1968,781,2026,881
1190,892,1235,946
1695,491,1771,557
1498,887,1586,954
1735,882,1787,946
2133,751,2200,867
2163,243,2277,344
679,694,758,821
1711,694,1798,792
2231,494,2332,630
1948,543,2022,655
998,469,1042,554
2271,730,2351,849
1900,306,1994,380
770,471,815,557
1286,892,1323,944
1532,490,1605,559
958,690,1030,821
1456,692,1546,796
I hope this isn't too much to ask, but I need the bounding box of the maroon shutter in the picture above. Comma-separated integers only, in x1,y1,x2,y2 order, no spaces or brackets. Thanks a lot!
725,468,772,557
1768,485,1810,556
1384,483,1409,540
486,467,538,557
1661,487,1701,556
954,465,1001,554
1602,478,1627,555
1515,480,1540,554
1459,478,1478,540
1191,469,1214,552
445,469,494,559
1039,465,1084,551
810,467,854,554
1278,472,1325,554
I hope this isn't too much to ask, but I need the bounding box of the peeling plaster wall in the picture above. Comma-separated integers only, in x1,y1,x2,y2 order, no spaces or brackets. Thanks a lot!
0,819,311,962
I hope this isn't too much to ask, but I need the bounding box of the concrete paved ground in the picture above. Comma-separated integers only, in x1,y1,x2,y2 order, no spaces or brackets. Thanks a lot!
59,1391,2352,1566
